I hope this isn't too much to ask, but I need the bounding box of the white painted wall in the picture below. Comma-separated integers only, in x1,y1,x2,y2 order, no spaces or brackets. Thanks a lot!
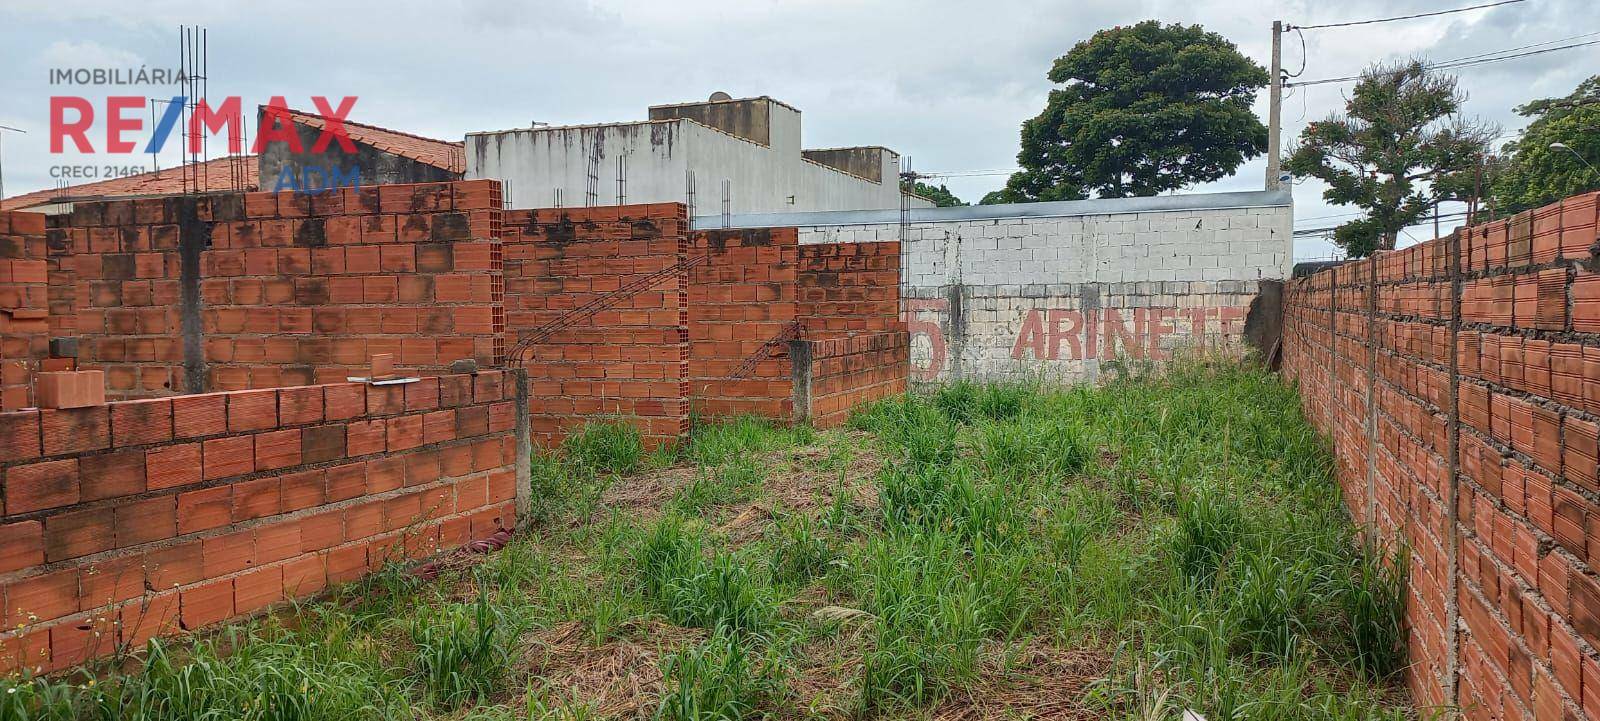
710,190,1292,384
465,101,926,214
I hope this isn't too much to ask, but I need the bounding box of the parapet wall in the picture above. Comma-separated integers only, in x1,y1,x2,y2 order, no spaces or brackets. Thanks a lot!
0,371,518,676
1281,191,1600,719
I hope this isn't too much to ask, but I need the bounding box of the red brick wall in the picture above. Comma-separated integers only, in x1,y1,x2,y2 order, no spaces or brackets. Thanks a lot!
58,181,504,398
1282,191,1600,719
800,330,909,428
797,240,902,336
503,205,689,448
0,211,51,410
0,371,517,676
688,228,799,420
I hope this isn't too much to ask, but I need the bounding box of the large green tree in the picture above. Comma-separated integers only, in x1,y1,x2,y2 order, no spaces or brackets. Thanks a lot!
990,21,1268,203
1488,75,1600,215
1286,61,1496,257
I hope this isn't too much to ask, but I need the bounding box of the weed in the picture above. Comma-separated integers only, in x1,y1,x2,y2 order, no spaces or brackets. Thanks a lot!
410,587,516,708
655,629,777,721
564,421,645,475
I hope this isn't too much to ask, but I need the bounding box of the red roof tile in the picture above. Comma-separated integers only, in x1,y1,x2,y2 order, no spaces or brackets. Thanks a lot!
1,156,258,212
282,108,464,173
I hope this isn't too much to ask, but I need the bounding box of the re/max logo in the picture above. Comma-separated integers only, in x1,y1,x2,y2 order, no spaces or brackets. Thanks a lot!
48,95,359,155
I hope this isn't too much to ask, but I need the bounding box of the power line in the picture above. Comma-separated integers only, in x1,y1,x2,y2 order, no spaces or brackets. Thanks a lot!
1290,0,1524,31
1286,36,1600,88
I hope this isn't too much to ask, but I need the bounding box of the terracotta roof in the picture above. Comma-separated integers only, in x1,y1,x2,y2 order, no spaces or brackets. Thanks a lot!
1,156,259,212
282,108,464,174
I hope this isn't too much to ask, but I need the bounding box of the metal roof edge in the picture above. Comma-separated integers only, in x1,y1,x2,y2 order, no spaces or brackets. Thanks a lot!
693,189,1293,229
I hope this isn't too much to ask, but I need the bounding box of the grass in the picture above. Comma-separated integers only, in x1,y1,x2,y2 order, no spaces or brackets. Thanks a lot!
0,364,1413,720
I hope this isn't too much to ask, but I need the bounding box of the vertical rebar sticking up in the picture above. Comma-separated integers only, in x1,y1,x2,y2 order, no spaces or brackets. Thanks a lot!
502,179,514,210
554,188,564,209
149,101,160,174
899,155,911,245
615,154,627,206
685,169,697,230
177,25,210,194
584,133,601,207
721,179,731,229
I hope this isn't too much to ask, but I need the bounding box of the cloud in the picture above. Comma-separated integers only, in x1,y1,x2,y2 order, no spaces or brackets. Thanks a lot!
1,0,1593,260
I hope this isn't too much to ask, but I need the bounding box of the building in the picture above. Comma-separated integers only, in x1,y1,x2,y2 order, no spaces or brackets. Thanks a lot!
465,95,931,214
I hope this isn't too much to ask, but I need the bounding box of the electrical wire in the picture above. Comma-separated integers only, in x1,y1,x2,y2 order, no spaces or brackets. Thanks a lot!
1290,0,1524,31
1284,27,1308,78
1286,36,1600,88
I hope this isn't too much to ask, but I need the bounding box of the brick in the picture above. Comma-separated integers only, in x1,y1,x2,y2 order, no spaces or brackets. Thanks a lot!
4,458,79,513
79,449,147,501
201,530,256,577
180,578,235,629
113,494,177,547
2,567,78,626
0,410,41,462
80,555,146,608
110,398,172,446
385,413,424,451
0,520,44,574
227,388,278,432
232,477,281,522
280,468,327,511
233,564,284,615
346,419,386,456
300,423,346,463
254,522,301,564
145,540,204,589
254,428,303,470
40,406,109,455
277,385,324,425
146,442,202,489
171,392,227,438
203,435,255,480
281,554,326,598
177,485,233,534
325,461,367,502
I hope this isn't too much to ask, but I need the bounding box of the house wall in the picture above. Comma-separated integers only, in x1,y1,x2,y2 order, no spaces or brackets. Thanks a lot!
464,99,924,215
1281,191,1600,719
711,190,1293,383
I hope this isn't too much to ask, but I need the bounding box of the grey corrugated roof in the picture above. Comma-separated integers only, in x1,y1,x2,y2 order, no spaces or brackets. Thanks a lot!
694,189,1292,229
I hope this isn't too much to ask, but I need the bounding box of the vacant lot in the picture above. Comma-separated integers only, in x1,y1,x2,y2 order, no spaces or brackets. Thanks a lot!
3,362,1412,720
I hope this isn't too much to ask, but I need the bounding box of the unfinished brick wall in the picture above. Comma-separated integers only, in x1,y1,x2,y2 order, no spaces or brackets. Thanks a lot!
797,240,902,336
1,211,51,410
502,205,690,448
688,228,799,420
58,182,504,398
0,371,518,675
794,331,909,428
1282,191,1600,719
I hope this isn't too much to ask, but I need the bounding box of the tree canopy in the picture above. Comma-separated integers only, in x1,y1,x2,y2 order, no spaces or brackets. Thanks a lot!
1286,61,1496,257
992,21,1268,202
901,180,967,207
1487,75,1600,216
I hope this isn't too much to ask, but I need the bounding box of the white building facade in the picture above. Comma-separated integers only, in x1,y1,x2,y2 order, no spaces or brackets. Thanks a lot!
464,96,931,214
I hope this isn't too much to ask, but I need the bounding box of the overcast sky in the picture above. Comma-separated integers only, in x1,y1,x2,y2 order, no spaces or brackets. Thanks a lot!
1,0,1595,260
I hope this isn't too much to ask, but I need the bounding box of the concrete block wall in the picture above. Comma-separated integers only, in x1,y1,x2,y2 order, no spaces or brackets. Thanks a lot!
52,182,506,398
1,212,52,410
788,193,1292,383
1282,191,1600,720
0,371,519,676
503,205,691,448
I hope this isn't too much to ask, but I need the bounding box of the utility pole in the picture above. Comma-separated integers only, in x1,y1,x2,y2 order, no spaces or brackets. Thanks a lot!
1265,20,1284,191
0,125,29,202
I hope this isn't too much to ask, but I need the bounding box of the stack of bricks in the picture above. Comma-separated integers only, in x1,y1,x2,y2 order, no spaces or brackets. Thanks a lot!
58,181,504,399
502,205,690,448
688,228,799,420
0,211,51,410
0,371,518,675
1281,191,1600,719
796,241,902,337
800,332,909,428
